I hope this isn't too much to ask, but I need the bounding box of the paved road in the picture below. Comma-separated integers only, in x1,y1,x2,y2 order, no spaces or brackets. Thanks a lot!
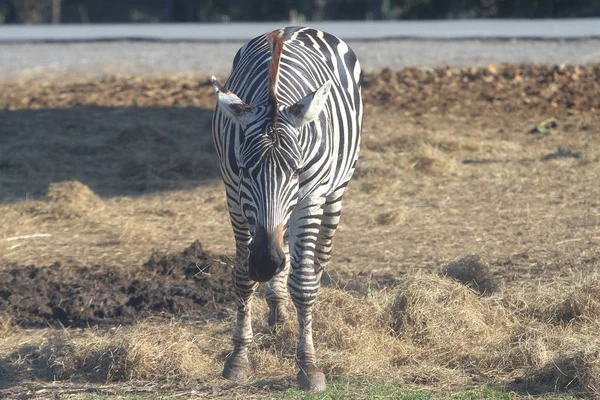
1,21,600,81
1,20,600,41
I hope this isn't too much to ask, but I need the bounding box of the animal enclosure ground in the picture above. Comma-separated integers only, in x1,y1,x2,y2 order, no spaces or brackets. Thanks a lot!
0,64,599,398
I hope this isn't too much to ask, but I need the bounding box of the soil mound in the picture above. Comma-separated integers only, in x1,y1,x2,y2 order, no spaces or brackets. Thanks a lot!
0,241,234,328
440,254,499,294
144,240,215,279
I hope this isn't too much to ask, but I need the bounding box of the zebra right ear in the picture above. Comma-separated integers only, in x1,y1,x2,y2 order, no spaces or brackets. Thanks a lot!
212,76,255,128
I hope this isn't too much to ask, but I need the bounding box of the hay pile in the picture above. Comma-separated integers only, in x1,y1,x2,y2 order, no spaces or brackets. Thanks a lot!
1,272,599,396
389,273,514,369
503,279,600,324
43,180,105,219
0,322,220,383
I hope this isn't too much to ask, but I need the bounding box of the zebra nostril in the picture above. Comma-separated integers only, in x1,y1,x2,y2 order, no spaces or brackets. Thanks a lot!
247,235,285,282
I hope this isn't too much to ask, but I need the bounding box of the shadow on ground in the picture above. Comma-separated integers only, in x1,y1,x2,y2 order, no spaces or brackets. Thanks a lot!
0,106,219,202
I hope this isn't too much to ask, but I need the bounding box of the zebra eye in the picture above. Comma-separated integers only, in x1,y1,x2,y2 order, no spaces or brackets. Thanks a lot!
292,169,301,180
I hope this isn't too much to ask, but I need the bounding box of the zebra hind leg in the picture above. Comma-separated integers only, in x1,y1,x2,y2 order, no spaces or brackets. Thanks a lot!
222,259,259,382
266,242,291,331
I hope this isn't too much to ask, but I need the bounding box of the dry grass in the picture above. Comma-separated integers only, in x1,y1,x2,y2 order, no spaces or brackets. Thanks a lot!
33,180,105,219
2,274,600,396
1,65,599,397
1,67,599,275
388,273,516,374
0,321,221,384
521,338,600,394
503,278,600,325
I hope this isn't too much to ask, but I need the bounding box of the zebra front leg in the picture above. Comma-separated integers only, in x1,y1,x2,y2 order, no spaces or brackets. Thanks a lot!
266,242,290,331
288,199,327,391
314,186,346,282
290,262,326,391
223,199,257,382
223,260,259,381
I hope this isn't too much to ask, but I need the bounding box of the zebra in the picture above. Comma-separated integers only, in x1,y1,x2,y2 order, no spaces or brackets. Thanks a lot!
211,26,362,391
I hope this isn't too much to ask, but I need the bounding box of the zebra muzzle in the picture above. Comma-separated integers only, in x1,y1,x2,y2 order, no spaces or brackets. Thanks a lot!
248,224,286,282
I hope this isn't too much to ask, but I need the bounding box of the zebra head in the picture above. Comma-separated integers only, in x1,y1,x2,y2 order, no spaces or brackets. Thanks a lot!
212,76,332,282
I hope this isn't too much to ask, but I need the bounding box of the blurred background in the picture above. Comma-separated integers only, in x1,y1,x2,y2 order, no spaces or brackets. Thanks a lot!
2,0,600,24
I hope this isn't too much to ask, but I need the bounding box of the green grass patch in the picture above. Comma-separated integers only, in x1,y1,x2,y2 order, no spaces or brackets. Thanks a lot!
77,380,586,400
275,380,511,400
274,380,585,400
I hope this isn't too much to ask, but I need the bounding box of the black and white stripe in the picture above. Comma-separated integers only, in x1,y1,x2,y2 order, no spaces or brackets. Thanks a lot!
211,26,362,391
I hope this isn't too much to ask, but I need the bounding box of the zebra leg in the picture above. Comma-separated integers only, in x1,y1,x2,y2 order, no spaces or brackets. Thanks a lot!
223,200,258,382
288,198,327,391
314,186,346,282
266,239,290,331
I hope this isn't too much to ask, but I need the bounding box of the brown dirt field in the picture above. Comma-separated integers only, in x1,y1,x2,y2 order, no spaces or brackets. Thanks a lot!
0,241,235,328
0,63,599,398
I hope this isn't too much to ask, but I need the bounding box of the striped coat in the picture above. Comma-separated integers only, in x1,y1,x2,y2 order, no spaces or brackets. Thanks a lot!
212,26,362,391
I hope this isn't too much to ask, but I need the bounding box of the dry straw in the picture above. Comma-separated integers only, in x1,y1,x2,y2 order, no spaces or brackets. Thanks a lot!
503,278,600,325
0,321,220,384
1,273,599,395
1,66,599,395
31,180,105,220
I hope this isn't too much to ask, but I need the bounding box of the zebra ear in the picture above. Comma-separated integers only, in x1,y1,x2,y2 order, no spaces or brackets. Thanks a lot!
285,80,332,128
212,76,255,128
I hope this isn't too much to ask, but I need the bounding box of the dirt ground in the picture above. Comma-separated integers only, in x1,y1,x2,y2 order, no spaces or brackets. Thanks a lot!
0,63,599,398
0,241,235,328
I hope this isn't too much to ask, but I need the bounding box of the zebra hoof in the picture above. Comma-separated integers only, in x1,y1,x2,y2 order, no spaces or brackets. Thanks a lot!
297,369,326,391
222,359,249,382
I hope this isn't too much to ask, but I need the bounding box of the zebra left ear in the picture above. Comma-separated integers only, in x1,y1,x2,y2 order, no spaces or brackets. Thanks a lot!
212,76,256,128
284,80,333,128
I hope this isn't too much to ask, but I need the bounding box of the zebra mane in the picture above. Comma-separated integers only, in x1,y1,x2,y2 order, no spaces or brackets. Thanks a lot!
266,29,284,128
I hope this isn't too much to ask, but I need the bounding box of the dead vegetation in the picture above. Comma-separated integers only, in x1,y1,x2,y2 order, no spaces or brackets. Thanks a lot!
2,270,600,396
38,180,105,219
1,63,599,397
503,278,600,325
0,321,220,383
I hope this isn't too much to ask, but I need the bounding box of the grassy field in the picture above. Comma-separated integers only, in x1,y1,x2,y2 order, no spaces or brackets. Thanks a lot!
0,64,599,399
